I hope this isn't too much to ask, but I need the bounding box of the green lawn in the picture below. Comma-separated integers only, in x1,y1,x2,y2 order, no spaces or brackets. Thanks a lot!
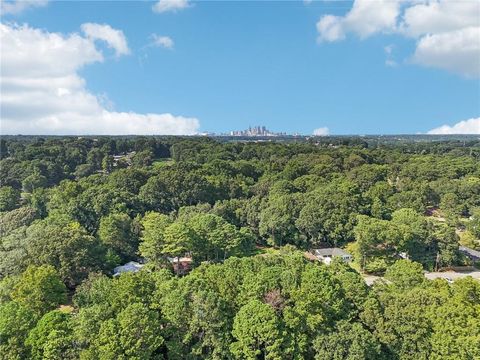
152,158,174,169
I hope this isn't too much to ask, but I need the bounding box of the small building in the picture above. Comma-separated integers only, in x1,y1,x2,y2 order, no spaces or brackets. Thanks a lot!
459,246,480,262
112,151,135,167
113,261,144,276
167,256,193,275
313,248,352,265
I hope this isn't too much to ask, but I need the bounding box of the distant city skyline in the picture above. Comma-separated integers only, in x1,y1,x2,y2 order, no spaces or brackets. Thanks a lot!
1,0,479,135
227,125,287,137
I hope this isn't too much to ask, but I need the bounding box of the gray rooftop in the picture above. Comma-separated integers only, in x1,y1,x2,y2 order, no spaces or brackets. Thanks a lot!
459,246,480,259
314,248,351,257
113,261,144,276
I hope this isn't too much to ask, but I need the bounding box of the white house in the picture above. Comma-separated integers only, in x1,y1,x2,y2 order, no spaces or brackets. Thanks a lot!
314,248,352,265
113,261,144,276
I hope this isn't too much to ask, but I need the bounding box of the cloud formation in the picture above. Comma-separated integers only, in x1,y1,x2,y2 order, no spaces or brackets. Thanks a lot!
316,0,480,77
317,0,399,42
1,0,48,14
412,27,480,78
152,0,190,14
150,34,174,49
313,127,330,136
427,118,480,135
81,23,130,56
0,23,199,135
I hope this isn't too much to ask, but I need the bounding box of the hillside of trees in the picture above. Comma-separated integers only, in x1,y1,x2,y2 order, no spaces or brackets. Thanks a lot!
0,136,479,359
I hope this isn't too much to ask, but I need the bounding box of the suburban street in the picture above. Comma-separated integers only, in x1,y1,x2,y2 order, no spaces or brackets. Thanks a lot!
363,270,480,286
424,270,480,282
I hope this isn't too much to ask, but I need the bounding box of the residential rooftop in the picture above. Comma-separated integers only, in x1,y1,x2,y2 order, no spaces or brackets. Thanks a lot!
314,248,351,257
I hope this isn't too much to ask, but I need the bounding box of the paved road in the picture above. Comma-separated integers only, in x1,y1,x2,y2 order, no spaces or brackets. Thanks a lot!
363,275,382,286
424,270,480,281
363,271,480,286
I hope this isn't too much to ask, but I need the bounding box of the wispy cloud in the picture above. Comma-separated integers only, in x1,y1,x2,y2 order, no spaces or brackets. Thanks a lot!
150,34,174,49
81,23,130,56
384,44,397,67
1,0,49,14
152,0,190,14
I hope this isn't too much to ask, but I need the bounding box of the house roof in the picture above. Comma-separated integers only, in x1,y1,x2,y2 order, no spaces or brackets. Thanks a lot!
113,261,144,276
167,256,193,263
314,248,351,257
459,246,480,259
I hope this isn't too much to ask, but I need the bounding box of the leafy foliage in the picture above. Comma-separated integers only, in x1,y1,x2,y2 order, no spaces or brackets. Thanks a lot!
1,136,479,359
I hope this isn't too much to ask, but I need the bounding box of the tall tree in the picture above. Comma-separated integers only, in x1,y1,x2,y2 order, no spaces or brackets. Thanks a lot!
139,212,172,264
94,303,164,360
98,213,138,261
296,180,363,246
231,299,284,360
25,217,103,287
0,186,20,212
11,265,67,316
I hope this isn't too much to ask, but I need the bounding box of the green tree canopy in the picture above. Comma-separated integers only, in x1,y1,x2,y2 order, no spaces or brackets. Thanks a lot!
11,265,67,316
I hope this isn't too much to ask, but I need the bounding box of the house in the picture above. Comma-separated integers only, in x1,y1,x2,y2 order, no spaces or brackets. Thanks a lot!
167,256,193,275
313,248,352,265
113,261,144,276
112,151,135,167
459,246,480,262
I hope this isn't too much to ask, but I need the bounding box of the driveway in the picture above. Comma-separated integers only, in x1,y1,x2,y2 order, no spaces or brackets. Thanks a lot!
424,270,480,281
362,270,480,286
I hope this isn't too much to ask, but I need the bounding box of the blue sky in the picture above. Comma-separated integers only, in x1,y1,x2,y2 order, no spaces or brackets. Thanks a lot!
1,0,479,135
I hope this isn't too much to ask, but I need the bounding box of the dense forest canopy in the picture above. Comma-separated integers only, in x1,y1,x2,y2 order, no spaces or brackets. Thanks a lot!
0,135,479,359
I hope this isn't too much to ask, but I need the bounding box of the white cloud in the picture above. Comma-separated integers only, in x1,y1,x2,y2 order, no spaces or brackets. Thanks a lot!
81,23,130,56
2,111,200,135
316,15,345,42
317,0,400,42
152,0,190,14
0,23,200,135
316,0,480,77
150,34,174,49
1,24,102,78
400,1,479,38
313,127,330,136
1,0,48,14
413,27,480,78
342,0,400,39
427,118,480,135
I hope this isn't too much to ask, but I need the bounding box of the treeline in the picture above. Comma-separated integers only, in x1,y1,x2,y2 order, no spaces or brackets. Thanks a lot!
1,135,479,192
1,253,479,359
